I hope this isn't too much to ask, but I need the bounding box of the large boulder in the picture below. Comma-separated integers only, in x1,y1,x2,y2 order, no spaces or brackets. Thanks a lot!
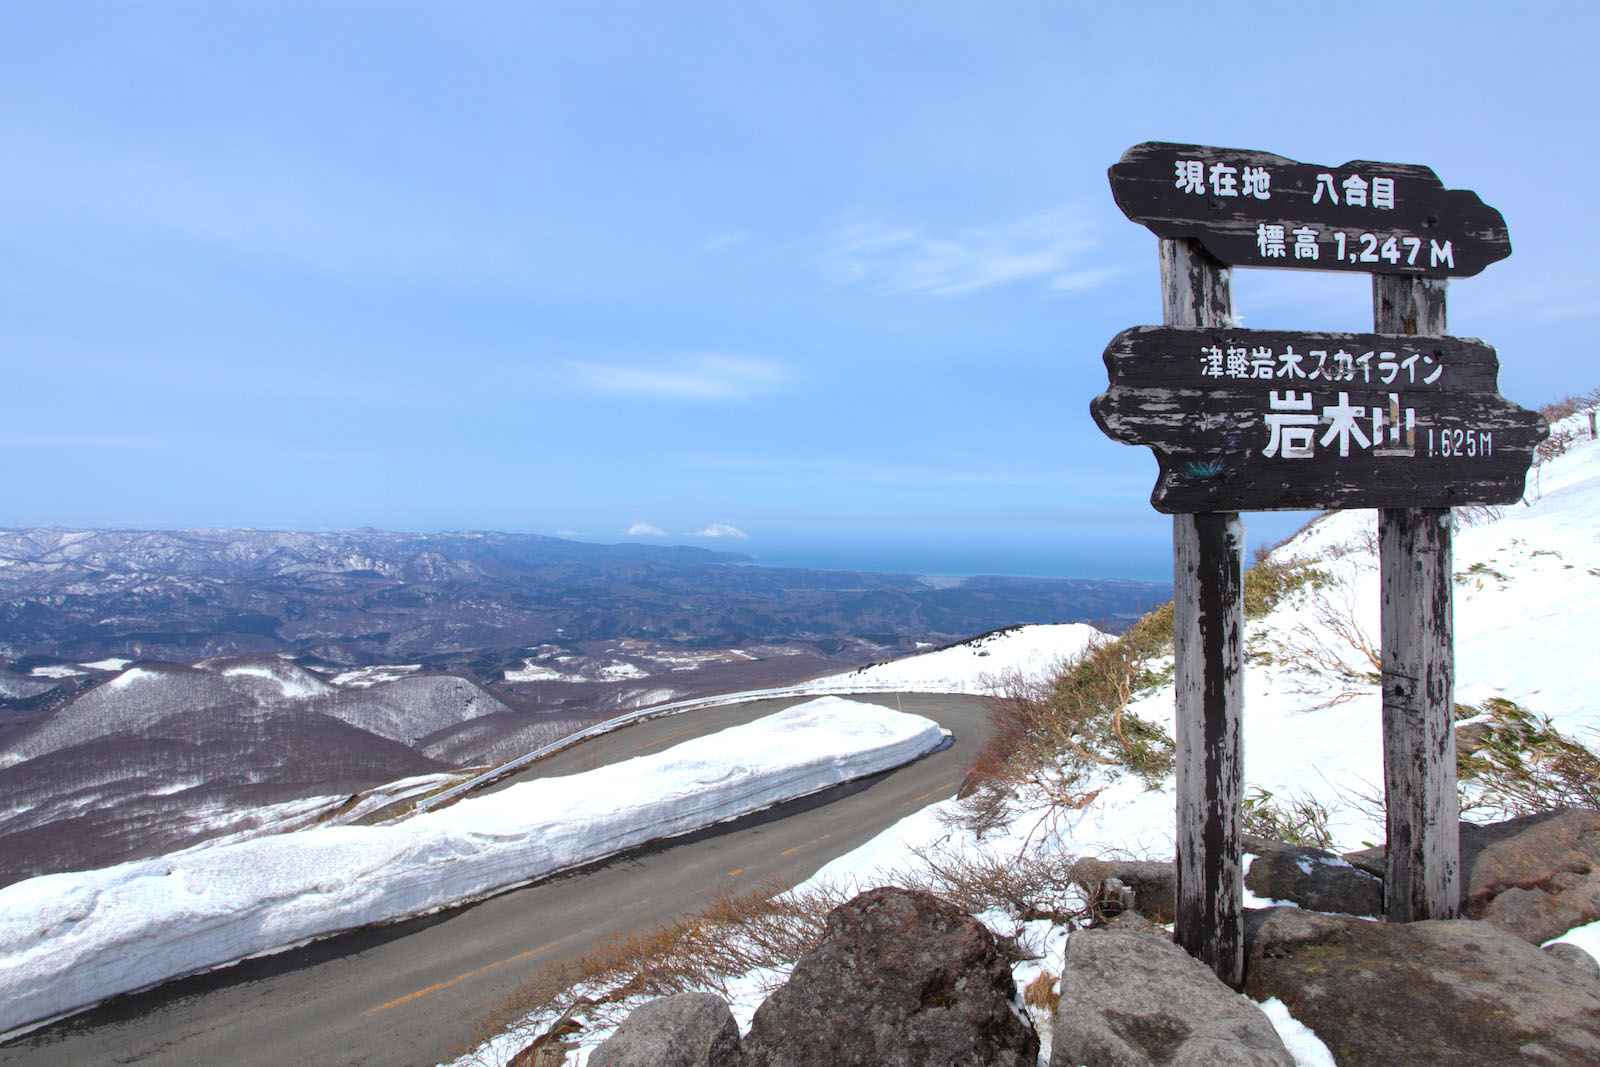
1244,840,1382,917
1052,927,1293,1067
737,886,1037,1067
1245,907,1600,1066
1344,807,1600,942
587,992,740,1067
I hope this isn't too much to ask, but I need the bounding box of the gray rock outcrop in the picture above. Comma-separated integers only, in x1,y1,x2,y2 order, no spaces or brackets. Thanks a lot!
737,886,1037,1067
1344,807,1600,943
1244,840,1382,917
1076,858,1178,923
1052,926,1293,1067
1544,941,1600,995
587,992,740,1067
1245,906,1600,1066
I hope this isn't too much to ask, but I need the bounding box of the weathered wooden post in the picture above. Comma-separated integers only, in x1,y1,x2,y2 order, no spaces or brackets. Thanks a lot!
1374,275,1460,922
1162,238,1245,986
1093,142,1545,982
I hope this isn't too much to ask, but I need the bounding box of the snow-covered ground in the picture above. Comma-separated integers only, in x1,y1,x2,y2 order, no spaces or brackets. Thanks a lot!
326,663,422,688
452,408,1600,1067
0,698,946,1036
813,623,1103,694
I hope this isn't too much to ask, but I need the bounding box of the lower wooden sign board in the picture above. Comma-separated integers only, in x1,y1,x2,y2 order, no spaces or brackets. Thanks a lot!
1091,326,1547,513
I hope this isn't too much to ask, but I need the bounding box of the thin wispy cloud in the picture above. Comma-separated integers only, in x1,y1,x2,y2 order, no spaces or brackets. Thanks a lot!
1048,266,1125,292
686,523,748,539
701,231,751,253
626,522,667,537
567,353,786,400
819,207,1102,298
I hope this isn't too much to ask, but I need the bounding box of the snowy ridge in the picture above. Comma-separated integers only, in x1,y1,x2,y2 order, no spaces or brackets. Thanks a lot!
0,698,946,1036
1,657,514,766
814,622,1103,693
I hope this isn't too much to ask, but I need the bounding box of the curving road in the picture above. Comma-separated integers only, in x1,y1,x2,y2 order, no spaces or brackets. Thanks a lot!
1,692,992,1067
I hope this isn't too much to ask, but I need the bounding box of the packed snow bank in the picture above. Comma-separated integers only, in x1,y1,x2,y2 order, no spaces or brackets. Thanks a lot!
814,623,1104,694
0,697,945,1036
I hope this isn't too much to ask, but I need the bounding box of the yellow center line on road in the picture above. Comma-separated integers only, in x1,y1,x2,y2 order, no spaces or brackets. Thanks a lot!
902,781,960,807
726,868,746,877
778,833,831,858
365,935,577,1015
632,728,698,752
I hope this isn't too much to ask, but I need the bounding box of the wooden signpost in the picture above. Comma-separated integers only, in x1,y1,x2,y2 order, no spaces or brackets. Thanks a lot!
1093,142,1546,988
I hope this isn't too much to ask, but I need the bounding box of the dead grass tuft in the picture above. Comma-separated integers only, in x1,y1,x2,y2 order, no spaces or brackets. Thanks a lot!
462,877,852,1064
1023,970,1060,1014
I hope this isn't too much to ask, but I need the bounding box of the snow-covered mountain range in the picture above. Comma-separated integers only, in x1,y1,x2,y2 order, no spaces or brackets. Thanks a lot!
0,526,1167,668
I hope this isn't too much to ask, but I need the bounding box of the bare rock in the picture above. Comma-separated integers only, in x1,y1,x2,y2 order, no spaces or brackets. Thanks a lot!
1344,808,1600,943
1245,907,1600,1066
1052,927,1292,1067
1105,909,1166,935
738,886,1037,1067
587,992,739,1067
1244,844,1382,917
1545,942,1600,995
1076,859,1177,923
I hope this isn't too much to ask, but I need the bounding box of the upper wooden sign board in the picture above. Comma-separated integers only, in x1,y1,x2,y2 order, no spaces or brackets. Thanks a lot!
1091,326,1547,513
1110,142,1511,277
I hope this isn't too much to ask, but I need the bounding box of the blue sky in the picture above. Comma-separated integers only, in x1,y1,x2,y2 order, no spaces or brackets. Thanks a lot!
3,2,1595,581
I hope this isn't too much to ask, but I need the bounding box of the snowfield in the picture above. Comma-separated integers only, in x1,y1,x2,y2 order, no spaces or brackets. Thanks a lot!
0,697,947,1036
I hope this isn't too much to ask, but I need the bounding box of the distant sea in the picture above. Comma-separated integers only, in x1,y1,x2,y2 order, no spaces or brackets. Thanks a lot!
745,511,1318,582
746,540,1171,582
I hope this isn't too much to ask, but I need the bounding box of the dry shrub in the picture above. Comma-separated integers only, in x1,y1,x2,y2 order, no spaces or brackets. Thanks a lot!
956,606,1176,833
1261,576,1382,712
1534,388,1599,466
1538,388,1600,425
1242,786,1336,850
1457,698,1600,820
1537,425,1579,465
899,841,1085,926
463,877,852,1064
1242,556,1320,620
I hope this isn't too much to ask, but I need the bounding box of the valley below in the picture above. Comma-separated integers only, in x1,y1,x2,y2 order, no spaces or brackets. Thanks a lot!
0,526,1167,887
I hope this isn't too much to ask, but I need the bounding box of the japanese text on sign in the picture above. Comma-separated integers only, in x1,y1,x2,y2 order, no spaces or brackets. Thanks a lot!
1253,225,1455,268
1184,340,1484,463
1173,159,1397,210
1196,343,1445,386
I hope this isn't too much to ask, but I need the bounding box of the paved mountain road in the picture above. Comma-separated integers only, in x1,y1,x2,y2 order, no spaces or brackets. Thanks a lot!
2,692,993,1067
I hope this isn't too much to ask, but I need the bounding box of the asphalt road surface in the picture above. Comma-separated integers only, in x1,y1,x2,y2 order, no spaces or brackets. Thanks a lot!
2,692,993,1067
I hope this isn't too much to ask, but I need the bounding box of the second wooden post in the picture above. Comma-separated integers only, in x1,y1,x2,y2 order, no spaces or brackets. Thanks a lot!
1374,274,1462,922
